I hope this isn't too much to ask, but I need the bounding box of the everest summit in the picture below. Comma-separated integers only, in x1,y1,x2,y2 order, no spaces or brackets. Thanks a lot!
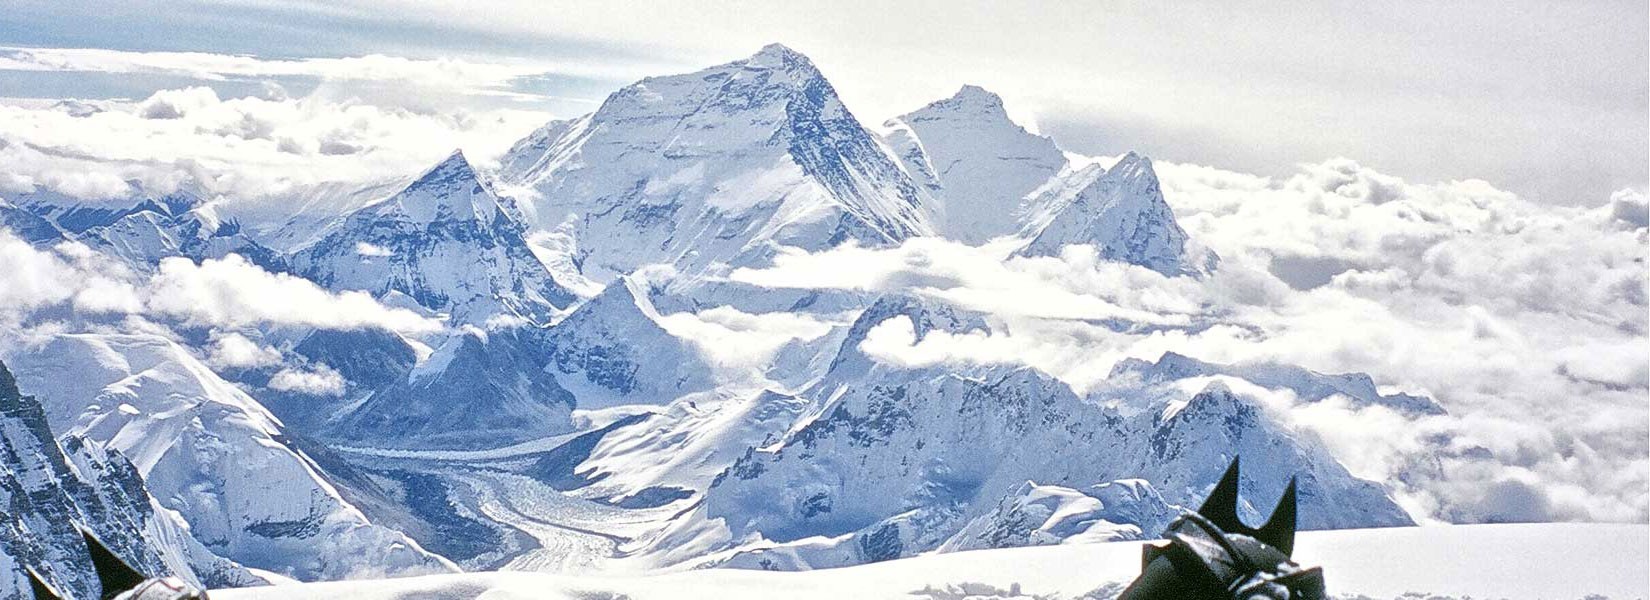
498,43,937,282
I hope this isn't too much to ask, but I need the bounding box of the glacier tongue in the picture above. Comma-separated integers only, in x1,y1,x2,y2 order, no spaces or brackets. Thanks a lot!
882,85,1068,244
498,43,937,283
0,43,1461,585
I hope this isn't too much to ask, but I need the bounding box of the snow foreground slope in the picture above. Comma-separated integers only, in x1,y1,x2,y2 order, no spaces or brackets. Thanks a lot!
210,524,1647,600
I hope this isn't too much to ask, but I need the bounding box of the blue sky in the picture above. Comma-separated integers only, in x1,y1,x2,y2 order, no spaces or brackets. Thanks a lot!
1,0,1645,205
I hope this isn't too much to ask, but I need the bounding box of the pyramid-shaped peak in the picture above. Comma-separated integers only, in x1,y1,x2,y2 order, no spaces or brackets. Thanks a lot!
384,149,499,224
735,43,824,79
748,43,813,66
905,84,1011,120
951,84,1005,107
419,150,475,181
1109,151,1153,177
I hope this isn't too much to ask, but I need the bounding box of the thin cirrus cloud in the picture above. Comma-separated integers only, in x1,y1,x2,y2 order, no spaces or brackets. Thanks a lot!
0,45,629,101
0,83,549,214
3,1,1643,206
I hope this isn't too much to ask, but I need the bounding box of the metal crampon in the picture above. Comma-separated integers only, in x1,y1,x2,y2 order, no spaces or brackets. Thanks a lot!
1120,457,1326,600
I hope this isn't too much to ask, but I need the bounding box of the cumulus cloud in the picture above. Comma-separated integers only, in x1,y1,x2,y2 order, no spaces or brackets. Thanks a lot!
0,230,442,334
0,232,141,323
145,255,442,332
732,161,1648,524
267,364,347,396
354,241,393,257
206,331,284,368
655,305,835,371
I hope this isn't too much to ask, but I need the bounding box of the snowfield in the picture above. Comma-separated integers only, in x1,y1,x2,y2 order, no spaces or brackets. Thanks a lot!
214,523,1647,600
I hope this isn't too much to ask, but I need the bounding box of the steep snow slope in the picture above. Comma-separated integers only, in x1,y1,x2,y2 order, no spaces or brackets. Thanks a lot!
5,334,455,582
499,44,936,282
648,295,1409,569
291,151,576,324
882,85,1067,243
1021,153,1216,277
211,524,1648,600
1,359,259,600
0,199,66,245
543,278,717,408
323,328,578,450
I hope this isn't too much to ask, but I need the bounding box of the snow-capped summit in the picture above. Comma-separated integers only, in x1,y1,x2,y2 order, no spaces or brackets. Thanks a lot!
14,186,204,235
745,42,815,69
375,150,502,225
291,150,575,324
1021,152,1216,277
883,85,1067,243
498,44,937,282
654,291,1409,570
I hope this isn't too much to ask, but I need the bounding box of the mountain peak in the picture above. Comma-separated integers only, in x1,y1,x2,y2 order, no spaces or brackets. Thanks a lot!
903,85,1011,122
1109,151,1150,178
502,45,935,282
752,42,807,62
719,43,822,81
416,150,476,186
883,84,1064,243
950,84,1005,108
1020,148,1217,277
385,150,498,224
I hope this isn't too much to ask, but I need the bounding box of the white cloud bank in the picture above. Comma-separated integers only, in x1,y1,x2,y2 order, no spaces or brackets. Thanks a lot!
0,231,442,334
267,364,347,396
731,160,1649,525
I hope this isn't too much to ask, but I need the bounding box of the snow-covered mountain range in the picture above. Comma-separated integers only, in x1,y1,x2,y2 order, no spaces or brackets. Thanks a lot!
0,43,1497,596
